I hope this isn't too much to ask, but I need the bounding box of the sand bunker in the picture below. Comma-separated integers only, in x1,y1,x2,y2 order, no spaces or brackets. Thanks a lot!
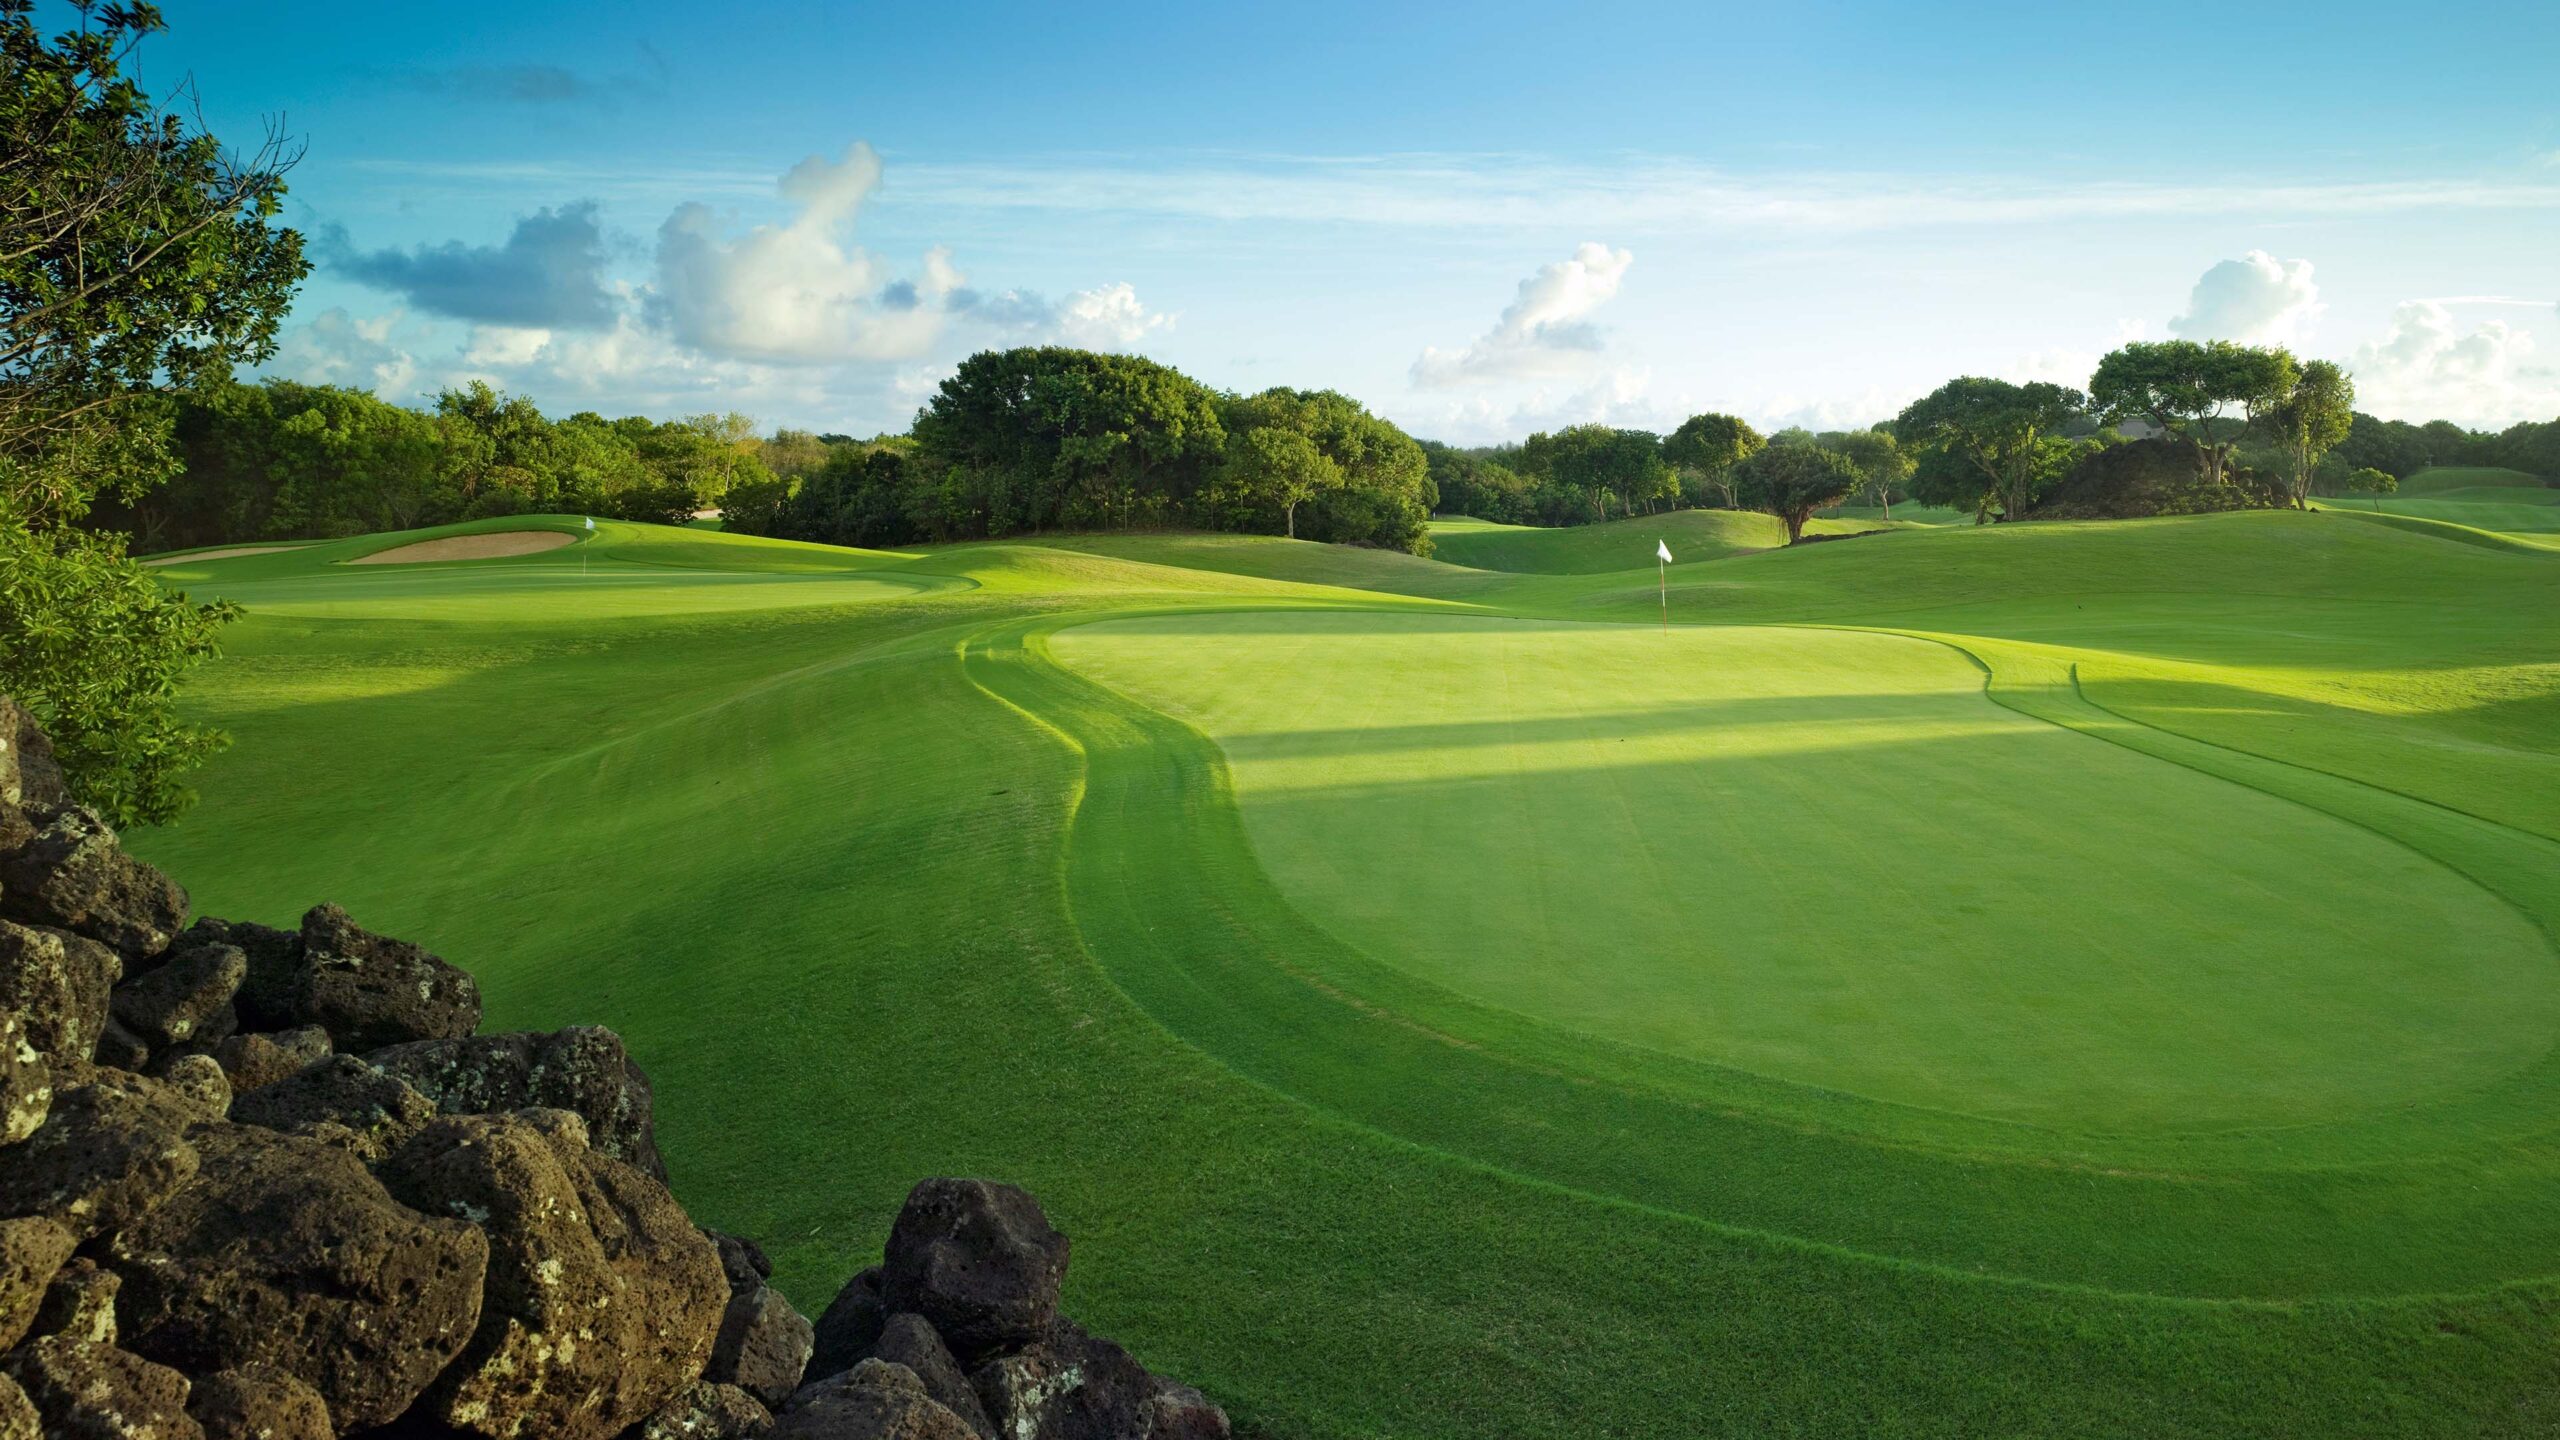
348,531,578,565
143,545,306,566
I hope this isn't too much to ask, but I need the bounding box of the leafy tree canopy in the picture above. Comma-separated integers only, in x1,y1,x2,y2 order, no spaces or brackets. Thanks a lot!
0,0,307,824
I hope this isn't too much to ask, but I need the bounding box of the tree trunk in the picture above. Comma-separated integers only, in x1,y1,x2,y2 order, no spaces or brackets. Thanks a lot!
1784,510,1806,545
1285,502,1295,540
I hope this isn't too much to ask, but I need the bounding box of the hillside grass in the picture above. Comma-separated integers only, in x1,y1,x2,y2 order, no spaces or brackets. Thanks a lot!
1425,507,1895,573
126,509,2560,1437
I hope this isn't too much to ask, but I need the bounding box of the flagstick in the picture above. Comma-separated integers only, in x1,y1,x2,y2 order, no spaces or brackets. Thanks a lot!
1658,555,1668,635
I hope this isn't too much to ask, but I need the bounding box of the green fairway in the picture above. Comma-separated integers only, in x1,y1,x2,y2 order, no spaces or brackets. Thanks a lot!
125,509,2560,1437
1048,611,2553,1131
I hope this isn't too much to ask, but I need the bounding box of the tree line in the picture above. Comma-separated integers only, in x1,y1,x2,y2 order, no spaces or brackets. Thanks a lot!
1427,339,2559,540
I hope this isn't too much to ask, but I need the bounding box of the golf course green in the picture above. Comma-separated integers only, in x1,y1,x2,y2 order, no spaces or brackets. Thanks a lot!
129,497,2560,1437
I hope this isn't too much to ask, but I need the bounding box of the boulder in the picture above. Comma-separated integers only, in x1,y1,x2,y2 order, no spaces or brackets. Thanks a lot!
629,1382,775,1440
0,1216,76,1351
375,1112,726,1440
869,1313,991,1439
708,1232,815,1411
30,1257,120,1346
0,1080,199,1239
0,695,68,811
0,805,186,961
289,904,480,1050
210,1025,331,1092
969,1321,1228,1440
229,1054,437,1162
111,942,245,1048
187,1364,334,1440
1138,1383,1232,1440
806,1267,887,1385
106,1123,489,1432
0,1005,46,1144
372,1025,662,1179
0,917,121,1060
176,918,302,1032
880,1180,1069,1366
771,1360,977,1440
1,1335,204,1440
0,1373,35,1440
150,1052,233,1121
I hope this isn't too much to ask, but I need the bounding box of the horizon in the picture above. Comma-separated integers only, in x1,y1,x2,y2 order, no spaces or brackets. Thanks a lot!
131,0,2560,441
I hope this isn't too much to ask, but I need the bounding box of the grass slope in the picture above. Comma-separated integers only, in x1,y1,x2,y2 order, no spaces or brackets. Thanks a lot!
1426,508,1894,573
126,510,2560,1437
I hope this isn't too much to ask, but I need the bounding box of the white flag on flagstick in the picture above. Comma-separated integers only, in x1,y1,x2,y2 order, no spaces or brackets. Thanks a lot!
1656,539,1672,564
585,516,595,531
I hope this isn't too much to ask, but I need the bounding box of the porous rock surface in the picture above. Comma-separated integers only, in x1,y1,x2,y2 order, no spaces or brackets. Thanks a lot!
0,695,1227,1439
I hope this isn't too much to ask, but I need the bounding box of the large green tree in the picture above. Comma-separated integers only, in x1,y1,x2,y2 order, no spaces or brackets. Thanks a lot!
1824,428,1913,518
913,347,1226,533
1,0,307,824
1733,440,1859,544
1214,425,1341,539
2259,359,2354,510
1895,378,2085,522
2088,340,2297,487
1517,424,1675,520
1662,412,1764,509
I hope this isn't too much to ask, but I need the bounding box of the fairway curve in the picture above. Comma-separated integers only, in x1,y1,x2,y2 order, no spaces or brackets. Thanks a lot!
979,605,2560,1302
1048,610,2557,1135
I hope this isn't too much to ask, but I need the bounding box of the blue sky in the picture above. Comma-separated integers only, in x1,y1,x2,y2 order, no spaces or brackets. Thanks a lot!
135,0,2560,440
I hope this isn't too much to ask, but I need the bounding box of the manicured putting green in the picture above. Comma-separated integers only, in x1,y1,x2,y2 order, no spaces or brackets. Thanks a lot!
1052,610,2557,1131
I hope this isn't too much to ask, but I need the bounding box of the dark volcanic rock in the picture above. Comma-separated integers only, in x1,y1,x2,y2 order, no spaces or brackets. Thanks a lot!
290,904,481,1050
150,1052,233,1121
970,1321,1229,1440
0,1216,76,1351
880,1179,1069,1366
0,694,69,811
0,1372,34,1440
807,1267,887,1385
30,1257,120,1346
2,1335,204,1440
870,1313,991,1439
187,1364,334,1440
229,1054,436,1161
372,1025,663,1179
91,1014,150,1070
111,942,244,1048
0,1006,45,1144
0,805,186,961
772,1359,977,1440
375,1111,725,1440
0,916,121,1061
177,917,302,1032
209,1024,331,1092
708,1231,816,1411
106,1124,489,1432
0,1081,199,1239
630,1381,774,1440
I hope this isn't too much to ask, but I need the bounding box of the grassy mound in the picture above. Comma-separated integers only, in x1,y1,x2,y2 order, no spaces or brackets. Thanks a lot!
129,508,2560,1437
1425,508,1896,573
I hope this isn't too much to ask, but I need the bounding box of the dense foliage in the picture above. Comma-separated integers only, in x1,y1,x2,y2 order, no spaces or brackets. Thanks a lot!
1,0,302,824
95,378,780,549
738,349,1433,553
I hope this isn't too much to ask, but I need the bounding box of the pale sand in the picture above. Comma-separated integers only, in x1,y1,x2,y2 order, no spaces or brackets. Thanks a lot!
347,531,579,565
142,545,306,566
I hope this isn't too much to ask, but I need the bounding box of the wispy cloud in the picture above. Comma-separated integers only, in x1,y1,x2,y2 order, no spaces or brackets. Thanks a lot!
343,153,2560,233
881,154,2560,233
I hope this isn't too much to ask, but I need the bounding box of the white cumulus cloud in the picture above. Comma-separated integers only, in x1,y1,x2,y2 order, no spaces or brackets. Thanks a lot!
2348,300,2557,427
2168,250,2322,345
649,142,956,363
1412,242,1633,387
